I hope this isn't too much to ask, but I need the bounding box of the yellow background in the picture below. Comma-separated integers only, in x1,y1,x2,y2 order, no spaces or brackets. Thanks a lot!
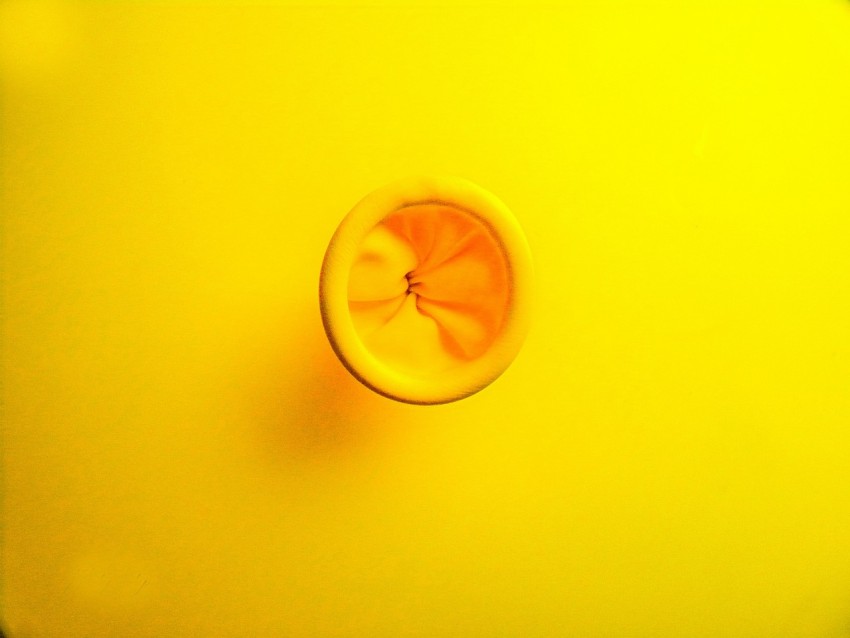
2,1,850,636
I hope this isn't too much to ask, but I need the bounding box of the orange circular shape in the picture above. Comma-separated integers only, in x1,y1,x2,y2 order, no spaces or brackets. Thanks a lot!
319,176,533,404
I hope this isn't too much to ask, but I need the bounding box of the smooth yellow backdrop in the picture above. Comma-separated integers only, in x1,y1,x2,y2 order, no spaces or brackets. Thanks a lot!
2,2,849,636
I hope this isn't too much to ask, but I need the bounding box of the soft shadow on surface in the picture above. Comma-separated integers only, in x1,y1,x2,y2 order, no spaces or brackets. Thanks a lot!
243,311,395,468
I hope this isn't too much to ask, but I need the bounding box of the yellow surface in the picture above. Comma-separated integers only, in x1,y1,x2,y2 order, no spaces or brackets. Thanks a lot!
2,1,850,636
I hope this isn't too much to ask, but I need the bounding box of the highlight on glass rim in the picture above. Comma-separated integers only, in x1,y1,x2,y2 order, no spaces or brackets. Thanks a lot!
319,176,534,405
